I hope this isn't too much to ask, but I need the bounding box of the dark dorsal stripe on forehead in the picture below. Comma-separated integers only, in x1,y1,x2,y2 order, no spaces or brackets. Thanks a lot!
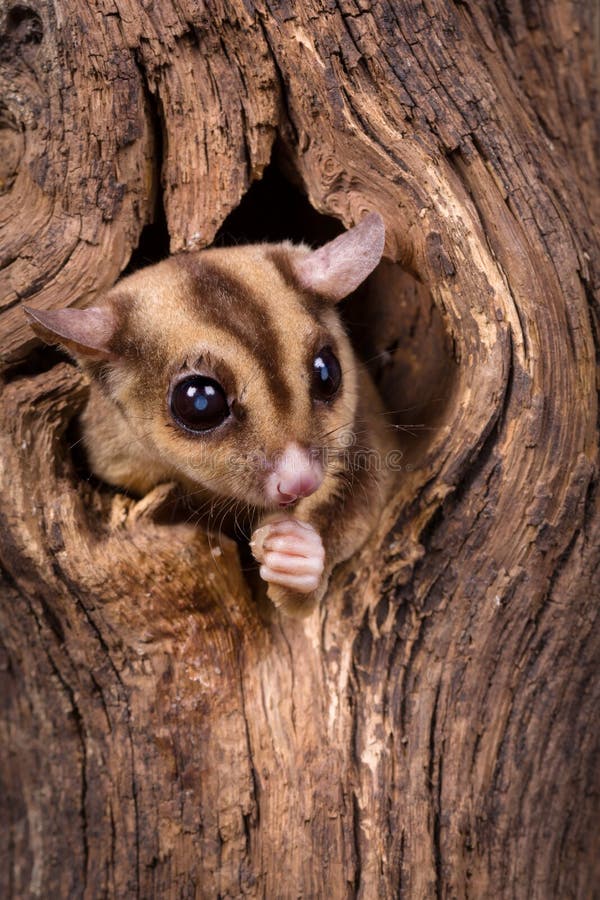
265,246,302,293
177,255,292,412
266,247,327,320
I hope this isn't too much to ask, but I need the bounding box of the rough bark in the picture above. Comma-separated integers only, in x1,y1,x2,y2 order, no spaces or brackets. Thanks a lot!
1,1,599,898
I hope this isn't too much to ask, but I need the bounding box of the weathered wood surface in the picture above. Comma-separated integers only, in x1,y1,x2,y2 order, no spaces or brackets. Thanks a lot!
1,1,598,897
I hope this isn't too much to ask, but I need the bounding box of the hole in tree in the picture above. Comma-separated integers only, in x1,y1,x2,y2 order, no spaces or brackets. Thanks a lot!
2,152,460,637
17,159,455,507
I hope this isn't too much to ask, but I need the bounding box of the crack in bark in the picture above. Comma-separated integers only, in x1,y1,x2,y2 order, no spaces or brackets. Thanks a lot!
351,789,362,895
429,680,443,900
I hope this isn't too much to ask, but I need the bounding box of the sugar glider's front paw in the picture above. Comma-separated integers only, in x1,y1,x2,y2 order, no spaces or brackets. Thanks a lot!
250,517,325,616
251,517,325,593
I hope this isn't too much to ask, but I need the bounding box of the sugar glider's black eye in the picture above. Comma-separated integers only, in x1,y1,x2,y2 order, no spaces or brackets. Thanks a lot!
170,376,230,432
312,346,342,401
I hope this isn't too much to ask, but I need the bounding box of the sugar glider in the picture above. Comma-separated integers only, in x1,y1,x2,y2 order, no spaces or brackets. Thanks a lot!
25,213,399,617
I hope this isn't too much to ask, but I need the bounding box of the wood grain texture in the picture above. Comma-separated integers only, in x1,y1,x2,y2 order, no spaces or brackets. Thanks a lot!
1,1,599,897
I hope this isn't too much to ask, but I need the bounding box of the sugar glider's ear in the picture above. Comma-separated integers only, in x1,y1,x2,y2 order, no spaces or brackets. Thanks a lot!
23,305,118,361
293,211,385,302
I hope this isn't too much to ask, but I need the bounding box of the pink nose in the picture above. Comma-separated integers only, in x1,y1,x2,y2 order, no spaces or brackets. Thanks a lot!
265,442,324,507
277,471,322,504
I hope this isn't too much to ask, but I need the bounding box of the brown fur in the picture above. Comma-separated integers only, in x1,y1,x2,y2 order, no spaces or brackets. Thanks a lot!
25,216,398,616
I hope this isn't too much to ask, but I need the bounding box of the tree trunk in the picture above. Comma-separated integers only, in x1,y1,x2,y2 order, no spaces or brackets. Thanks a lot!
1,1,599,897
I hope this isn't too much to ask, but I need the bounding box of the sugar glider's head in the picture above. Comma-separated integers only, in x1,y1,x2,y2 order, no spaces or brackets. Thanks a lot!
25,214,385,510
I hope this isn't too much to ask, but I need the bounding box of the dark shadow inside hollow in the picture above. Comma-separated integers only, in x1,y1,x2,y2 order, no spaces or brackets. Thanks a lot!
215,161,457,463
214,165,344,247
343,264,456,463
